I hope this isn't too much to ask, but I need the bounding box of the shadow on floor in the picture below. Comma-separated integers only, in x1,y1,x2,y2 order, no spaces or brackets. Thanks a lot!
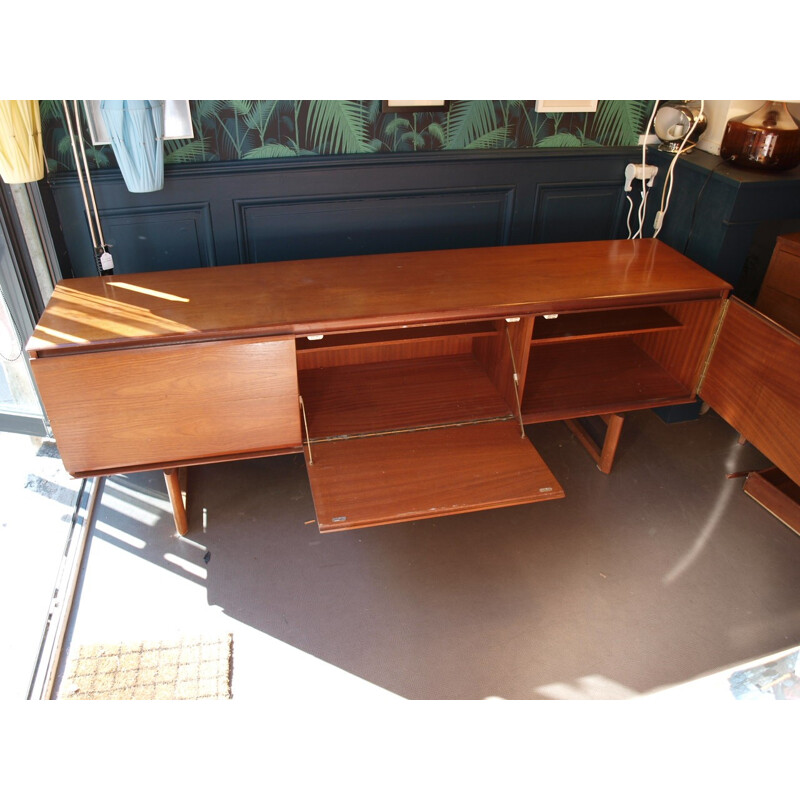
65,411,800,700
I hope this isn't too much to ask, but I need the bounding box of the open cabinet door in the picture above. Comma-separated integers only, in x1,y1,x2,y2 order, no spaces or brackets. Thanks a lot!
699,297,800,487
305,420,565,533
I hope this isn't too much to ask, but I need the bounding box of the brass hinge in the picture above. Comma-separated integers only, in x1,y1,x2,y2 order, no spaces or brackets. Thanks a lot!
696,298,730,395
504,324,526,438
299,395,313,464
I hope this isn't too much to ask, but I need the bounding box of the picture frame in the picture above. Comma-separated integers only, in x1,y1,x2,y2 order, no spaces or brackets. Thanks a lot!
534,101,598,114
82,100,194,146
382,100,450,114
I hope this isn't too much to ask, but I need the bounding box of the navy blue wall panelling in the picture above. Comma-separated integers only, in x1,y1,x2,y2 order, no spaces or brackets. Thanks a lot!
44,149,640,278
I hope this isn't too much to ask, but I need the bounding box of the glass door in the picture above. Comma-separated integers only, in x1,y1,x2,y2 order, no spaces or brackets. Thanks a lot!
0,184,51,437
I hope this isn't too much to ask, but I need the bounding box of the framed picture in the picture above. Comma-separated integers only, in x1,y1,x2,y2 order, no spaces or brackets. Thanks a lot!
82,100,194,145
382,100,450,114
534,101,598,113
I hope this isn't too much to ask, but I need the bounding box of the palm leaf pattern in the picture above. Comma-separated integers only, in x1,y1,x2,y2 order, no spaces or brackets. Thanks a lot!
243,143,298,159
590,100,655,146
305,100,371,154
164,139,212,164
536,132,585,147
443,100,502,150
39,100,656,171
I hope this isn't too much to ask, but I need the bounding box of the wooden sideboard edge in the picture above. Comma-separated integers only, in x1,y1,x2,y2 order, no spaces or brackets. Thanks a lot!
67,444,305,479
27,288,731,359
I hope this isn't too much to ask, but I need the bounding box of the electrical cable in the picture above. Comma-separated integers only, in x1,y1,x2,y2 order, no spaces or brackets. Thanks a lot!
682,160,724,255
625,195,635,239
632,100,659,239
653,100,705,238
62,100,98,253
61,101,113,276
72,101,109,259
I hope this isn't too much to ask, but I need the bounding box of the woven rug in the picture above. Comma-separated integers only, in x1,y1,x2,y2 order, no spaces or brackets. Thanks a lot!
58,634,233,700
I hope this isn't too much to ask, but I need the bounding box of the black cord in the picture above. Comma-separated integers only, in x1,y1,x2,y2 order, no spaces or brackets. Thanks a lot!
682,160,726,255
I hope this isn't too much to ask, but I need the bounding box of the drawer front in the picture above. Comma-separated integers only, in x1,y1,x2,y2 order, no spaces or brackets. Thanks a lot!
761,243,800,300
756,243,800,336
32,336,301,475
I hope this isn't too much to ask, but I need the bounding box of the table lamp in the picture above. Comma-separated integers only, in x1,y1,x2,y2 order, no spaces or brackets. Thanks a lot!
720,101,800,171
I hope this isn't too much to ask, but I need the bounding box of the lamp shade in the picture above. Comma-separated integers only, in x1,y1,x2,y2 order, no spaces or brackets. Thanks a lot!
720,101,800,171
99,100,165,192
653,102,707,152
0,100,45,184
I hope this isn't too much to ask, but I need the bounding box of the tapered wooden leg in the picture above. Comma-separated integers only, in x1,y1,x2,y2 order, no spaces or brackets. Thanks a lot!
164,468,188,535
597,413,625,474
565,413,625,474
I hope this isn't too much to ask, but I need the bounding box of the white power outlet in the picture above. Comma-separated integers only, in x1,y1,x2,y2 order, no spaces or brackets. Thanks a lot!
638,134,660,145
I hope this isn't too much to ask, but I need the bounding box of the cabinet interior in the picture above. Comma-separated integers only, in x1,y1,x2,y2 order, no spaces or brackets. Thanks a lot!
522,299,723,422
297,319,516,441
296,299,725,441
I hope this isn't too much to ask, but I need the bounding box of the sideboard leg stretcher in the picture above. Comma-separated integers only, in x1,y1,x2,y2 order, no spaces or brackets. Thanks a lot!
565,413,625,474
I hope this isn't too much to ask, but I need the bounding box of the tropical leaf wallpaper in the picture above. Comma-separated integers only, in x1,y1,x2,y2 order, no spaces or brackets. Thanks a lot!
40,100,655,172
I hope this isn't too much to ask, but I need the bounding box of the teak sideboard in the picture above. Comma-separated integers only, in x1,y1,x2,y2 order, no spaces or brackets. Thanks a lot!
25,239,800,535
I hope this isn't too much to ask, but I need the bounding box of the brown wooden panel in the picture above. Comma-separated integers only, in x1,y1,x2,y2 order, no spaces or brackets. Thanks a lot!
700,298,800,487
473,316,534,415
298,354,512,440
296,335,478,370
532,306,681,342
743,468,800,536
637,299,724,390
27,239,731,356
305,420,565,532
756,235,800,336
756,287,800,336
296,322,497,353
31,337,301,476
759,235,800,296
522,337,693,423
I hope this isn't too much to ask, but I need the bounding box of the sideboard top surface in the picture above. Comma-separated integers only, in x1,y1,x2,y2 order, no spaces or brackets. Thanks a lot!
28,239,732,356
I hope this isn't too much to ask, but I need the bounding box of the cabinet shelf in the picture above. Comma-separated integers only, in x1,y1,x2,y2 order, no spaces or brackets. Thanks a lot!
298,353,513,441
296,321,500,370
521,337,694,423
532,306,681,343
296,321,498,352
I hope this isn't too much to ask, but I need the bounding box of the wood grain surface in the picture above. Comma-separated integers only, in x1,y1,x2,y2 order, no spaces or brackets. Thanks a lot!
700,298,800,487
522,337,694,422
28,239,731,356
755,233,800,336
306,420,565,532
299,354,512,440
31,336,301,475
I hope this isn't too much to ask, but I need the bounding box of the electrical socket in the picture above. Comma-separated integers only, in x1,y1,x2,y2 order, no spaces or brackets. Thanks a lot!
638,134,660,145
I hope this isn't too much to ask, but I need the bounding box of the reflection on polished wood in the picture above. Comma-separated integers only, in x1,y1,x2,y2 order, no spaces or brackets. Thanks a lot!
27,239,730,357
26,238,740,535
